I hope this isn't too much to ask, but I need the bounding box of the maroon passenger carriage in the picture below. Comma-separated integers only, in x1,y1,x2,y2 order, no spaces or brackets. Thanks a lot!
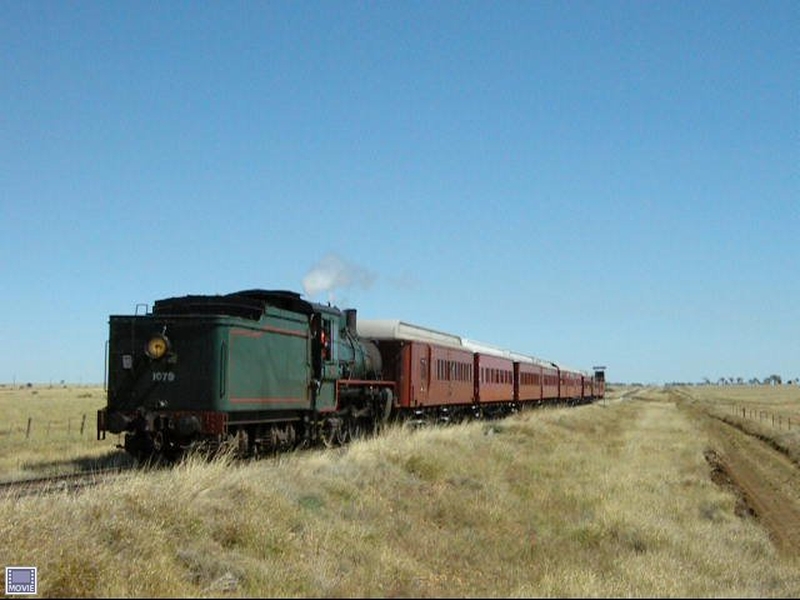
357,319,604,423
355,320,474,422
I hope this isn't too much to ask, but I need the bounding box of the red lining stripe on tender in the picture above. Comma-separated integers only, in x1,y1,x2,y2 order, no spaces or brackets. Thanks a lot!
231,326,308,339
229,397,307,405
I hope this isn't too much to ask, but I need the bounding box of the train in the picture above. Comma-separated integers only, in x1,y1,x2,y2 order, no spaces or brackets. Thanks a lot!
97,289,605,459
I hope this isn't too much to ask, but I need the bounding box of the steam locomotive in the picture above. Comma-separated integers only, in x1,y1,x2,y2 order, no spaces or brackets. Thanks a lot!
97,289,605,459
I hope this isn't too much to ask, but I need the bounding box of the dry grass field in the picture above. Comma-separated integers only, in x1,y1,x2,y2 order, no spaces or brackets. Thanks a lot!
678,384,800,420
0,384,130,481
1,384,799,597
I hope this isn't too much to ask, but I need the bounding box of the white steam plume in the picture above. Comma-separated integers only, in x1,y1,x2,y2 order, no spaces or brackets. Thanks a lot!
302,253,376,300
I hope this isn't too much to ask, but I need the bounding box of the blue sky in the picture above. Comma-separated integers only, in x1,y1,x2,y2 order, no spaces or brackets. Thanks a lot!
1,1,797,385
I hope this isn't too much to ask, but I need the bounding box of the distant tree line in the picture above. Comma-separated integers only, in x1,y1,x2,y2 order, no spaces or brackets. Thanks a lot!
695,375,799,386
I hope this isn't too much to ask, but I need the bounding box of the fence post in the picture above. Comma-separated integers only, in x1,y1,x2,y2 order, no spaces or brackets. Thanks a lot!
26,417,31,439
80,414,86,436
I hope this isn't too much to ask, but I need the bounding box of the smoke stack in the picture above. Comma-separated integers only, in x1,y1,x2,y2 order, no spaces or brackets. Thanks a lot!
345,309,357,334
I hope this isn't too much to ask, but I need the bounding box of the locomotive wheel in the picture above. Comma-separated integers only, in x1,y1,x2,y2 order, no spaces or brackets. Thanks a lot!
321,419,338,448
336,421,350,445
152,430,164,453
347,417,366,441
236,429,250,457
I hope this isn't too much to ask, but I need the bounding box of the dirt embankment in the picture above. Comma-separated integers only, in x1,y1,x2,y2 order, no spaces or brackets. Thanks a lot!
687,400,800,556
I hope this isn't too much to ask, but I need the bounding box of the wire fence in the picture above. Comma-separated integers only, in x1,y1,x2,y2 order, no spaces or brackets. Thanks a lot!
3,415,93,440
730,405,798,432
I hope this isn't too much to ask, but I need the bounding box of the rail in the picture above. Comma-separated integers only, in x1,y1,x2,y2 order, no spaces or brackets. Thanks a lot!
0,467,132,498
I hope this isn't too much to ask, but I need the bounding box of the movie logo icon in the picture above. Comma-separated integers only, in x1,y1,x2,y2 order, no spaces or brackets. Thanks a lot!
5,567,37,595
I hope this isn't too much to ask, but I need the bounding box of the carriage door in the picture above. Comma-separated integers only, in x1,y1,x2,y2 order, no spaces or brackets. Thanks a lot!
412,344,430,407
419,346,430,399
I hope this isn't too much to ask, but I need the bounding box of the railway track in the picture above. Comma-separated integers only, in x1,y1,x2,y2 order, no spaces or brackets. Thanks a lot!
0,467,133,498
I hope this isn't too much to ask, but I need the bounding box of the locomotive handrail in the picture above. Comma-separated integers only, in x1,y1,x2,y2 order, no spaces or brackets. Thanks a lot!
103,339,109,391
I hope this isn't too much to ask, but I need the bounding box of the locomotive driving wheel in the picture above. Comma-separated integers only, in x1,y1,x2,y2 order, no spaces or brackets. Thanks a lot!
336,420,350,445
320,418,338,448
347,416,367,441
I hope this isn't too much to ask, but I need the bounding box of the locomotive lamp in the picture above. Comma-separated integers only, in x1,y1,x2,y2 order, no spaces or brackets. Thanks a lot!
145,334,170,359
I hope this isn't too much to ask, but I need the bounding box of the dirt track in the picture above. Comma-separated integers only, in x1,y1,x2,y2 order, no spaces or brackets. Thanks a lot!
683,397,800,556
